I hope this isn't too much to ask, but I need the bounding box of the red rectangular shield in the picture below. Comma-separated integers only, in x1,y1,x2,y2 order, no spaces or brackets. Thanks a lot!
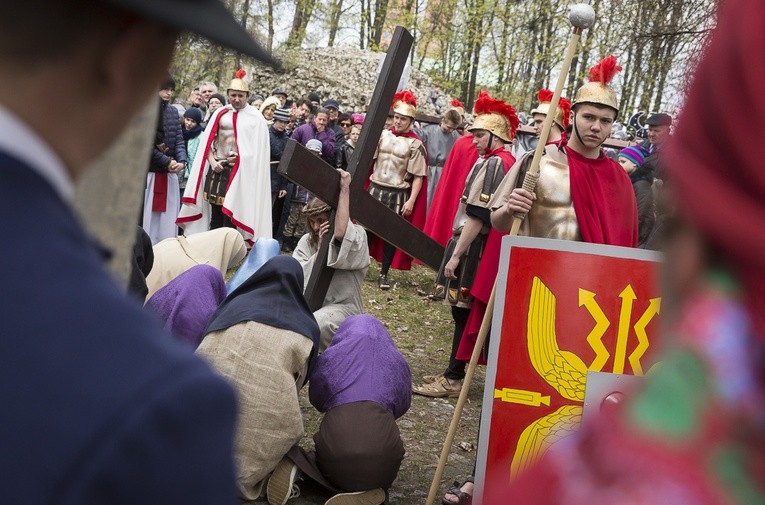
474,236,662,503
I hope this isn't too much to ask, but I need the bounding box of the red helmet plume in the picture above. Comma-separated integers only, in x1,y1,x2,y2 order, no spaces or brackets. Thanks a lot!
392,90,417,107
235,69,247,79
588,55,622,85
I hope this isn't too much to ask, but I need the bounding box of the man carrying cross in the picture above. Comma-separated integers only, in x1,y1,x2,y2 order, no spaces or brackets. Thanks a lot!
293,169,370,352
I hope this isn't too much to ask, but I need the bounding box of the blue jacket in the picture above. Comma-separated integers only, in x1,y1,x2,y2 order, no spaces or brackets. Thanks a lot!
0,154,237,504
150,100,187,172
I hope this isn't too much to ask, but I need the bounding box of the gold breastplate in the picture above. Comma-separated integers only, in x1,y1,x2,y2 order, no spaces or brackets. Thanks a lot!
522,156,581,241
371,131,411,189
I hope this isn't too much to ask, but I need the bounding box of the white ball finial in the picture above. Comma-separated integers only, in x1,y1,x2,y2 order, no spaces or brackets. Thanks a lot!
569,3,596,29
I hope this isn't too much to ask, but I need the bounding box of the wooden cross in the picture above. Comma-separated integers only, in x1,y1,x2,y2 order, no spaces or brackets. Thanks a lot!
277,26,445,311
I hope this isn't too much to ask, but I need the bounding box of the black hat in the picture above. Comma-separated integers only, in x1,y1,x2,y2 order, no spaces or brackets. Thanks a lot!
272,89,287,98
183,107,203,123
104,0,280,68
160,74,176,91
208,93,227,105
646,113,672,127
322,99,340,110
308,92,321,103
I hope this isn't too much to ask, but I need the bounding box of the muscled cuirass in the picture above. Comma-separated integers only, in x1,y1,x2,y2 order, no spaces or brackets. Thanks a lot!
452,155,505,234
212,111,238,160
371,130,413,189
521,155,581,241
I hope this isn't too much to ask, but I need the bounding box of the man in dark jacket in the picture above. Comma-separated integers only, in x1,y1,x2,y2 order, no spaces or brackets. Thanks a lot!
270,107,291,234
0,1,277,504
142,74,187,244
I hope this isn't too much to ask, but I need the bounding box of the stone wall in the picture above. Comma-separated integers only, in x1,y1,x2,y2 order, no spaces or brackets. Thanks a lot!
245,47,443,115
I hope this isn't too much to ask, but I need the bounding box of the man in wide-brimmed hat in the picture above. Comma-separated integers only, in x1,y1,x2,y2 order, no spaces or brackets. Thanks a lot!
0,0,277,503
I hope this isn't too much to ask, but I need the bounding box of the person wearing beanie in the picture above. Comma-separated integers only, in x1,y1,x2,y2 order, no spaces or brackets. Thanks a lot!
306,138,323,152
143,76,187,244
618,145,655,247
367,90,428,289
181,107,204,195
308,92,321,107
178,69,272,246
269,107,291,228
491,55,638,248
203,93,227,126
260,95,280,124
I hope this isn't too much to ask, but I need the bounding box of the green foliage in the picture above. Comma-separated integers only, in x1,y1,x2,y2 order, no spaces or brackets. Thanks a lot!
171,0,717,113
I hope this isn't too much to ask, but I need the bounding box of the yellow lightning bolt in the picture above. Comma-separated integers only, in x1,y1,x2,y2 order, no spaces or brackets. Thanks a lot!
578,289,611,371
494,388,551,407
629,297,661,375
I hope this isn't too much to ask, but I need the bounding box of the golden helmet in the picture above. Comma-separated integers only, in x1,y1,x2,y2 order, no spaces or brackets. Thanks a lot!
392,90,417,118
467,90,519,143
228,69,250,94
573,56,621,115
530,89,571,129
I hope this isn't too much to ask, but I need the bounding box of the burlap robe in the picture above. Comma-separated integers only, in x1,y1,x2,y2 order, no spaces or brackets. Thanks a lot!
197,320,312,501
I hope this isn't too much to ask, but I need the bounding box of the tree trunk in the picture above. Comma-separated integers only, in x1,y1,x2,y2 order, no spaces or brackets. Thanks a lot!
267,0,274,52
327,0,345,47
370,0,390,49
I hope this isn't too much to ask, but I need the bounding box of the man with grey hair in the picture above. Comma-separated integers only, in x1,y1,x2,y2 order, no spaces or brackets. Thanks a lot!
0,0,278,503
199,80,218,105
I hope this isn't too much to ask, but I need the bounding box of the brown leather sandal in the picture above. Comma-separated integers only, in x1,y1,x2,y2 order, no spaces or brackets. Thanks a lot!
442,477,473,505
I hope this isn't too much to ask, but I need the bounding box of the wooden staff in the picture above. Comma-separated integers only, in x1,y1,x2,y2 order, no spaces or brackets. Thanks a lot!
425,5,596,505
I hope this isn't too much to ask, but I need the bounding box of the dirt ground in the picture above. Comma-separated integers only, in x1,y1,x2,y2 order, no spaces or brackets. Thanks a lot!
269,262,486,504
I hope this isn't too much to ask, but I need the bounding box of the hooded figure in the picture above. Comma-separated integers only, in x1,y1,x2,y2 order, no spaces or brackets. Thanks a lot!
267,315,411,505
196,255,319,501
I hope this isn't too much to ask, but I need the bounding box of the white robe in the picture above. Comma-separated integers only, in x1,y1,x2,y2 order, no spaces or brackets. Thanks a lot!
142,172,180,245
293,221,369,351
177,104,272,246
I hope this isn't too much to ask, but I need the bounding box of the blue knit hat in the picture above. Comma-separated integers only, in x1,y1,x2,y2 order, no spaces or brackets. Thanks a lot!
618,145,648,167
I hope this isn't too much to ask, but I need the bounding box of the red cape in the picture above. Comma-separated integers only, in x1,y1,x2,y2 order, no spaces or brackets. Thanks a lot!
368,129,428,271
568,148,638,248
423,134,479,246
456,145,637,362
455,148,515,362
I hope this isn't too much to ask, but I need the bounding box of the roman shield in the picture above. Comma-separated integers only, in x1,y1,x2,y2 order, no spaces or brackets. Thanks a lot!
474,236,662,503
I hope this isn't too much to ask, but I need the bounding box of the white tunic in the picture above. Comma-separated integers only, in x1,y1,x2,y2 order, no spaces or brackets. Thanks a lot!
293,220,369,351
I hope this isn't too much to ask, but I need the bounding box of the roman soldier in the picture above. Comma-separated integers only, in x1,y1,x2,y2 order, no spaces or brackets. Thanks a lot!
178,69,272,246
414,90,519,398
367,90,428,289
